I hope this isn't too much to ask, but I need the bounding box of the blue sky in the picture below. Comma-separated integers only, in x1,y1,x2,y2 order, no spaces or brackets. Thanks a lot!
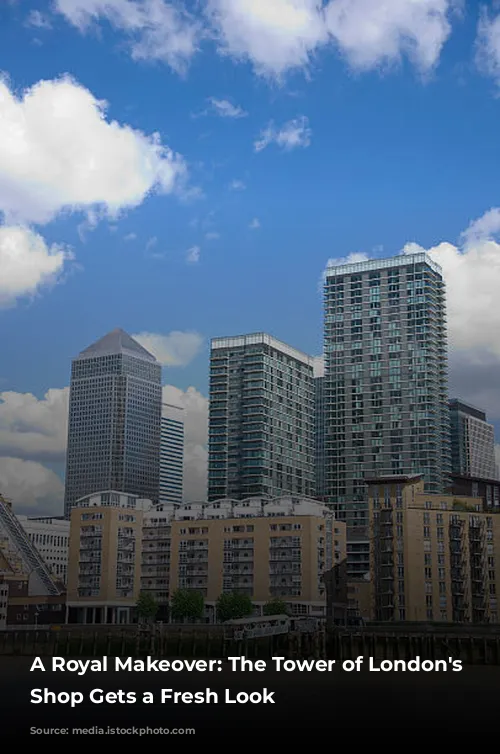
1,0,500,513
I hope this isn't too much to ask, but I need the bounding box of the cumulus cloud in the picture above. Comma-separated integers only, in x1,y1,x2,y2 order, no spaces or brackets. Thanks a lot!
229,179,246,191
132,331,204,366
0,226,72,308
163,384,208,501
0,388,69,461
0,74,187,226
254,116,311,152
0,457,64,516
56,0,457,79
249,217,260,229
186,245,201,263
54,0,201,73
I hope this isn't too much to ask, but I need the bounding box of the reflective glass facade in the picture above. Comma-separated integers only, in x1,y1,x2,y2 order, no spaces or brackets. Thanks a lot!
64,330,162,517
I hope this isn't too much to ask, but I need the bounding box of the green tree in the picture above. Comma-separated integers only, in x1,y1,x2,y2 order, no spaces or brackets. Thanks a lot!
216,592,253,623
170,589,204,622
136,592,159,622
263,599,288,616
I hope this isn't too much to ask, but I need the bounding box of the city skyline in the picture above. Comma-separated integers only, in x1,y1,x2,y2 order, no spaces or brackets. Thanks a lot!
1,2,500,514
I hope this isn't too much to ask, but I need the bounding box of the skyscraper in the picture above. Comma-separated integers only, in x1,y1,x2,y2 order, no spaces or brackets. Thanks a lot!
64,329,162,517
323,253,450,575
314,363,326,501
208,333,315,501
449,399,496,480
159,404,185,506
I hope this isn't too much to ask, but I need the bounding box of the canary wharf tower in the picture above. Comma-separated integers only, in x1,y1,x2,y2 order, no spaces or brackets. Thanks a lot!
64,329,162,516
323,253,451,574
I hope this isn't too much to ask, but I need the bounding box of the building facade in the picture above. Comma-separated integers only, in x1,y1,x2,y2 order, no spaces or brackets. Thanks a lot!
208,333,316,501
16,516,70,583
158,496,346,620
323,253,451,577
64,329,162,517
368,475,500,623
159,404,184,506
67,491,150,624
0,581,7,628
449,399,496,480
314,372,326,500
450,474,500,513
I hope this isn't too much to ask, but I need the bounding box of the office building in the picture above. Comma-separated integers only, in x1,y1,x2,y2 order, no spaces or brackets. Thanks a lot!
449,399,496,480
168,496,345,619
160,404,184,506
67,491,150,624
16,516,70,583
323,253,451,577
208,333,315,501
368,475,500,623
64,329,162,516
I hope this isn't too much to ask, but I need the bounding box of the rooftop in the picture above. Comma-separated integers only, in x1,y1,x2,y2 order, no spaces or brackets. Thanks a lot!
76,329,157,363
211,332,314,367
325,252,442,278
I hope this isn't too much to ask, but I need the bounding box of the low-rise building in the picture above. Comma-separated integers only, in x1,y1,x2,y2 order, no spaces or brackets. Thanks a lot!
67,491,151,624
142,496,346,621
16,516,70,583
368,475,500,623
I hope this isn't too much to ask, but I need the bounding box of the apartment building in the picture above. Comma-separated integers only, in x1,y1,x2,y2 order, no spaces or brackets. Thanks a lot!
368,475,500,623
67,491,150,624
141,508,172,617
208,333,316,501
17,516,70,583
165,497,346,619
323,253,450,578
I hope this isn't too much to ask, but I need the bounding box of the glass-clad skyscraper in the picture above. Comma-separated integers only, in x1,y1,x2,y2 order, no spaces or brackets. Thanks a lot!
159,404,185,506
208,333,315,501
64,329,162,517
323,253,451,573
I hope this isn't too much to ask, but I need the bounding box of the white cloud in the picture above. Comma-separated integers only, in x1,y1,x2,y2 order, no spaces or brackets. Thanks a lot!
0,226,72,308
54,0,201,73
205,231,220,240
132,331,204,366
162,385,208,501
0,387,69,461
324,0,457,73
313,355,324,377
229,179,246,190
124,232,137,241
0,74,187,226
206,0,457,78
208,97,247,118
476,7,500,84
145,236,158,253
0,457,64,516
254,116,311,152
186,245,201,263
249,217,260,229
26,10,53,29
56,0,457,79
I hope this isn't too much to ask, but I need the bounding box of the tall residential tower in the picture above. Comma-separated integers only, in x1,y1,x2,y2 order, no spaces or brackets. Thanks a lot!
323,253,451,575
64,329,162,516
208,333,315,501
